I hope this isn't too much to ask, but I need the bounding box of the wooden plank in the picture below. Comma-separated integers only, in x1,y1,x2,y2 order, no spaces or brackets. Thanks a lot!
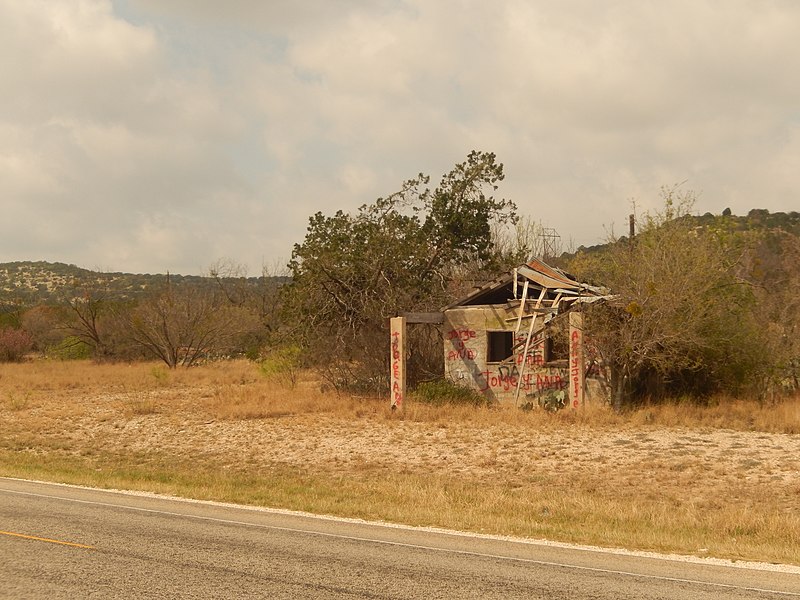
503,307,557,322
514,280,529,334
534,286,547,309
402,312,444,324
514,313,538,407
513,267,518,299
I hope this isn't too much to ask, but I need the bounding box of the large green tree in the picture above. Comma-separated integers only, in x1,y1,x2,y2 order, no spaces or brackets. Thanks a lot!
286,151,517,391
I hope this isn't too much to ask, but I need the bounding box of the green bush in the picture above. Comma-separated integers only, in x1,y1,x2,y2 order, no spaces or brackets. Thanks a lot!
538,390,567,412
150,366,170,385
258,345,301,388
413,379,489,407
46,336,91,360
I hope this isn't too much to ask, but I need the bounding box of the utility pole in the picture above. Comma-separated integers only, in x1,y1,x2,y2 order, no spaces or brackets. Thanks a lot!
539,227,561,260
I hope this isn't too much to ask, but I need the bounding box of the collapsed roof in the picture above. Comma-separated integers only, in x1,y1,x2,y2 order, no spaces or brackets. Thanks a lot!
444,257,607,311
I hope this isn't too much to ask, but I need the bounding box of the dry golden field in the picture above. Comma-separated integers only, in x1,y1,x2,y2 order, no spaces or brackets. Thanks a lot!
2,359,800,565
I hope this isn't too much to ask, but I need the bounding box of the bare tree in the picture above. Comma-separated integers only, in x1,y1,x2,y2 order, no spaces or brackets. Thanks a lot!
570,187,756,409
208,258,250,307
21,305,66,352
208,258,289,357
491,216,565,265
746,232,800,394
66,291,107,356
58,275,119,358
125,281,258,368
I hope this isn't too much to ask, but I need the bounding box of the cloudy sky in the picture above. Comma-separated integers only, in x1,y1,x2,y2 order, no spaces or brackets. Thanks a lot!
2,0,799,275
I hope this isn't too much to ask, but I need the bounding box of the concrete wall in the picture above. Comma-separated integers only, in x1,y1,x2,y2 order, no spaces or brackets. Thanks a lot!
443,305,571,406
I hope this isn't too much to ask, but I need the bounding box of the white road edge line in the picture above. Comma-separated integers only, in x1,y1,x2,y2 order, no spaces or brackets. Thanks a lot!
3,476,795,573
3,477,800,598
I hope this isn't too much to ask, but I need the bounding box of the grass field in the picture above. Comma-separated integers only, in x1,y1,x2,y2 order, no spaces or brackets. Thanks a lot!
2,359,800,565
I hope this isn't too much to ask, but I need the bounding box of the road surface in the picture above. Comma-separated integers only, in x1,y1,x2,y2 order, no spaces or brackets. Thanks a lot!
2,477,799,598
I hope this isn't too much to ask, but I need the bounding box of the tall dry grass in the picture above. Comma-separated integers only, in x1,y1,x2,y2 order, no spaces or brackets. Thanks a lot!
397,391,800,434
624,395,800,433
3,359,800,564
3,358,800,432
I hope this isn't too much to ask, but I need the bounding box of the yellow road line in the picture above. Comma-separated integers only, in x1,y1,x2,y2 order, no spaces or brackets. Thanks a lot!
0,530,94,549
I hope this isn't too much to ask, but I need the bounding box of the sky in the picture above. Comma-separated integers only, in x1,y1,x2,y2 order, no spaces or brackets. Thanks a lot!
2,0,799,275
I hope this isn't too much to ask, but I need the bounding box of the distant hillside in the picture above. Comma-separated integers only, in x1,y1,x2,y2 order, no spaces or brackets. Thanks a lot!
4,208,797,307
0,261,282,307
565,208,800,258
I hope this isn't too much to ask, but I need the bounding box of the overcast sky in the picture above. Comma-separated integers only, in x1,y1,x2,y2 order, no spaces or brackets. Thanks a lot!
2,0,799,275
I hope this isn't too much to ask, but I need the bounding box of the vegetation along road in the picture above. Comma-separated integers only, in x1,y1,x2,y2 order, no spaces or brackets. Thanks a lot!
3,478,800,599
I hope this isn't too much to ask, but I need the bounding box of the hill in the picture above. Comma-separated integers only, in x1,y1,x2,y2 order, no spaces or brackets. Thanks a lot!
0,261,215,306
564,208,800,258
4,208,798,305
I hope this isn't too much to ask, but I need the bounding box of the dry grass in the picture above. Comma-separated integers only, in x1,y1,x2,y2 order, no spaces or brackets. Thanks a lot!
2,359,800,565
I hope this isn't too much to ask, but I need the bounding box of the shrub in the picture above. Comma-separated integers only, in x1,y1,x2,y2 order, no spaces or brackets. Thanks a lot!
544,390,567,411
258,345,302,388
0,327,33,362
413,379,489,407
46,336,92,360
150,366,170,385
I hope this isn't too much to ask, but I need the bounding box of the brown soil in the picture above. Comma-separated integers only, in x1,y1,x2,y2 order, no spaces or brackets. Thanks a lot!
9,383,800,513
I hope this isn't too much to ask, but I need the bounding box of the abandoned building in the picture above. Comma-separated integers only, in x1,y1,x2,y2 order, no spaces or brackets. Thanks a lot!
391,259,608,409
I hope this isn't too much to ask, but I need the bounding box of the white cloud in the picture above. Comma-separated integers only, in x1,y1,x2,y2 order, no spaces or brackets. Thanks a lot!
2,0,800,273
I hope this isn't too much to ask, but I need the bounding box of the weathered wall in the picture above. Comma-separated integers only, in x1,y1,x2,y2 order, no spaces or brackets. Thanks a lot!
443,306,570,406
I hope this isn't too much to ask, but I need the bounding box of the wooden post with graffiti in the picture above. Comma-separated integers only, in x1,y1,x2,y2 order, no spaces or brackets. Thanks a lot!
390,316,406,410
568,310,584,409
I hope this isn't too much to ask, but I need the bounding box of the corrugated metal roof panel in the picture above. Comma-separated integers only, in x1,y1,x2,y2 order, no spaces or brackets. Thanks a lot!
444,258,602,309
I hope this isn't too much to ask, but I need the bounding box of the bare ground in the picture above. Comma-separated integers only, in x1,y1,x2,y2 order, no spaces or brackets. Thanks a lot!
9,384,800,513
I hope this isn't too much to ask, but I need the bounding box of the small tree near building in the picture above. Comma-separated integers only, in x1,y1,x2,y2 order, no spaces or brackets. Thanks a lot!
569,187,759,409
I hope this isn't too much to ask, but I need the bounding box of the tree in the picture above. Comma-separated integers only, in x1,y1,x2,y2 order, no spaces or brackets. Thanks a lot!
124,280,258,368
54,273,132,360
569,187,758,409
65,289,109,357
744,230,800,394
286,151,517,392
0,327,33,362
208,258,289,355
491,216,566,266
21,305,66,352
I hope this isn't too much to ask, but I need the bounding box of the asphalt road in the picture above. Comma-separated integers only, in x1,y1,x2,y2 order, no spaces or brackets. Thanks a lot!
2,477,799,599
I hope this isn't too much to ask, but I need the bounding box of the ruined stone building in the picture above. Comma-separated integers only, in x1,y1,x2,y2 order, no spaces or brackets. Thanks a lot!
441,258,607,408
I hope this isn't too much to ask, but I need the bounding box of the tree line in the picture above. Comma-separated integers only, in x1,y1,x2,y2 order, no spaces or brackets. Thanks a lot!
2,152,799,409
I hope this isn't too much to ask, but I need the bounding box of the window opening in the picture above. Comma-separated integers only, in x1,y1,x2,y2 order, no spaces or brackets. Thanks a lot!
487,330,514,363
544,330,569,363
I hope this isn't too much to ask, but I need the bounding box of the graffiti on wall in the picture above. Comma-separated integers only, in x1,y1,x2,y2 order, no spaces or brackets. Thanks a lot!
445,324,570,400
473,364,566,394
514,333,545,367
570,329,580,403
446,328,477,361
391,329,403,407
568,313,586,409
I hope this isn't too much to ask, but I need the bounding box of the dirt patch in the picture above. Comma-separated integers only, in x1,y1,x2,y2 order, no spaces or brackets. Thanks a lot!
7,383,799,514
